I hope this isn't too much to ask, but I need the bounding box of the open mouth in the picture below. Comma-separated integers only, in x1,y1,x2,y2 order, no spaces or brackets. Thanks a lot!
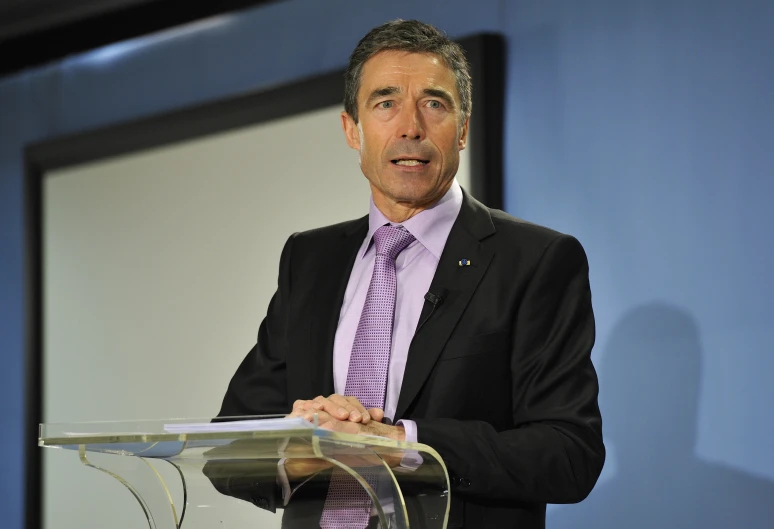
391,158,429,166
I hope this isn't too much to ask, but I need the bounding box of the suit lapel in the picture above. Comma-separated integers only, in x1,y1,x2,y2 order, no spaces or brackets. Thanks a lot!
304,217,368,398
395,193,496,419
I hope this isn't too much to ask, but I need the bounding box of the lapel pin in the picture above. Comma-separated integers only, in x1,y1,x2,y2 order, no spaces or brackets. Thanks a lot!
458,259,471,267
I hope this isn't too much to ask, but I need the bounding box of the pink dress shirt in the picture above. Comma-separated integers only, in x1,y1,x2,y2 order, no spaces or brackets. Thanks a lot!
333,180,463,439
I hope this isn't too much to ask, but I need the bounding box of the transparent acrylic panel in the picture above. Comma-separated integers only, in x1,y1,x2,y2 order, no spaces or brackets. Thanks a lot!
40,416,450,528
313,431,450,528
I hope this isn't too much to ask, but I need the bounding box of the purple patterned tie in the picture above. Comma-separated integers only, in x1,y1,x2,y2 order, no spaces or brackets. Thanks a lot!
320,224,415,529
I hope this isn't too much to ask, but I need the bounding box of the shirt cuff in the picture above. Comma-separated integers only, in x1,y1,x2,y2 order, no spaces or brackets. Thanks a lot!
398,419,417,442
395,419,423,470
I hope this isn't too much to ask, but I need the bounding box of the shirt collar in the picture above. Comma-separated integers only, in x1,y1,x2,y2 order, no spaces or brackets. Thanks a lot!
363,180,463,260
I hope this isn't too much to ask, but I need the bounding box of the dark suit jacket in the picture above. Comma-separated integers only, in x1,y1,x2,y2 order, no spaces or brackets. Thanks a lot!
214,190,605,528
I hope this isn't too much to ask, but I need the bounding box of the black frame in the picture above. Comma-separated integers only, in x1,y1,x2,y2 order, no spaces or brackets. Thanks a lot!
24,33,504,529
0,0,282,78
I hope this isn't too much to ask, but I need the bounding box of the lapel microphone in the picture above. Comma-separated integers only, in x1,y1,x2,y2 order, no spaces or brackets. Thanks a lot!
424,291,444,306
417,288,448,332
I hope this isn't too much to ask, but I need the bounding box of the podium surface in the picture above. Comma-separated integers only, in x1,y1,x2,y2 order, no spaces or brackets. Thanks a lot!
39,416,450,528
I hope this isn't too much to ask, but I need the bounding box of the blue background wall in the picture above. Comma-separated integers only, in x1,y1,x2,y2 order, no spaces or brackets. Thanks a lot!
1,1,772,527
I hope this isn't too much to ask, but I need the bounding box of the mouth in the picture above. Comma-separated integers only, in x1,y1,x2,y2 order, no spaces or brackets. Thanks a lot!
391,158,430,166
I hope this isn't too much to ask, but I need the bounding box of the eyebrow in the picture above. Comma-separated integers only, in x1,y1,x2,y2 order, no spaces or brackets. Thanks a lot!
365,86,457,110
423,88,456,110
366,86,401,105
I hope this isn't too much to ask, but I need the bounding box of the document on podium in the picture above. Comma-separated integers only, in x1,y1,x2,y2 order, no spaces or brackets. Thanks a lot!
163,416,315,434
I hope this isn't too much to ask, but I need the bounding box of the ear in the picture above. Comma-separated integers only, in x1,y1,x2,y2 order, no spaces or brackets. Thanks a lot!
341,111,361,151
458,116,470,151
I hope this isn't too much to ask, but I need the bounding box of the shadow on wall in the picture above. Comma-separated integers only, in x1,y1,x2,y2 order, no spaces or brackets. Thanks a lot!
550,302,774,529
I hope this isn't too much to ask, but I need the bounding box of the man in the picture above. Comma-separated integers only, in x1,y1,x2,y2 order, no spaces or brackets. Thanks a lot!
215,19,604,529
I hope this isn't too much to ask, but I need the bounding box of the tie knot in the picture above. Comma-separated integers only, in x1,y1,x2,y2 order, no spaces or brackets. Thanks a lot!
373,224,416,260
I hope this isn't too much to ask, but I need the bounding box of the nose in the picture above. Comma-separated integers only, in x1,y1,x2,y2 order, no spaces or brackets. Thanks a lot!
397,105,425,141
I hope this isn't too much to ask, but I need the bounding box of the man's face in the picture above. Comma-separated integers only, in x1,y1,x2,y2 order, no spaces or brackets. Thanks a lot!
342,51,469,216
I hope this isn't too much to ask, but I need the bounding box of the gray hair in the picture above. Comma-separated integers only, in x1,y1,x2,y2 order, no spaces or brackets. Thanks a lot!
344,19,472,123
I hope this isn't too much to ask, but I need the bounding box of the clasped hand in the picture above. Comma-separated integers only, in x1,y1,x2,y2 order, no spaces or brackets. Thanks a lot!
283,394,405,480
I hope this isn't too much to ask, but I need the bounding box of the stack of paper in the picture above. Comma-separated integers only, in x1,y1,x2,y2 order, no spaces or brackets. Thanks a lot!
163,417,315,434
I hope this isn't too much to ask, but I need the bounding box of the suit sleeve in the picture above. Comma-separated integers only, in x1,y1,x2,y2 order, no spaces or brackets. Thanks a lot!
413,234,605,504
204,233,298,512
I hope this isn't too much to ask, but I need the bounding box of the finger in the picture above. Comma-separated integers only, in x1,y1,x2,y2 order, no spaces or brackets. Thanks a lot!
315,395,356,421
290,402,323,419
311,396,349,420
367,408,385,423
292,399,316,414
326,394,364,421
294,398,328,413
293,409,337,425
343,396,371,423
300,400,323,412
286,405,306,418
328,394,370,423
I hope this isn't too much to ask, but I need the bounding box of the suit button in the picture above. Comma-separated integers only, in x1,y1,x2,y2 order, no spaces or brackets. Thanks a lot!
460,478,471,487
450,476,460,487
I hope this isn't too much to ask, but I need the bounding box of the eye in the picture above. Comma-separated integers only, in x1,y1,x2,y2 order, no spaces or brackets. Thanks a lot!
427,100,443,109
378,101,394,109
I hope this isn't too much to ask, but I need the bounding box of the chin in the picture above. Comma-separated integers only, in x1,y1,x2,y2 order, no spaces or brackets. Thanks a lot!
392,187,441,206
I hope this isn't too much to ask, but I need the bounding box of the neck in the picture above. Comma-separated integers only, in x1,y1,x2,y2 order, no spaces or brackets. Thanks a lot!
374,201,426,223
371,182,453,223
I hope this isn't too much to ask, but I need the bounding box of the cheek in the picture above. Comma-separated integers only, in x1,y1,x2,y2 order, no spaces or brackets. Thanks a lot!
360,144,376,166
437,125,463,149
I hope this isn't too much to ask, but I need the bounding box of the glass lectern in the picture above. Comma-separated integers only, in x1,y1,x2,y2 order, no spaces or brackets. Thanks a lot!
39,416,450,528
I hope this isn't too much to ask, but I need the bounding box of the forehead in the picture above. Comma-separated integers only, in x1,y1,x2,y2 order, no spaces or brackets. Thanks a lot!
358,50,458,99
